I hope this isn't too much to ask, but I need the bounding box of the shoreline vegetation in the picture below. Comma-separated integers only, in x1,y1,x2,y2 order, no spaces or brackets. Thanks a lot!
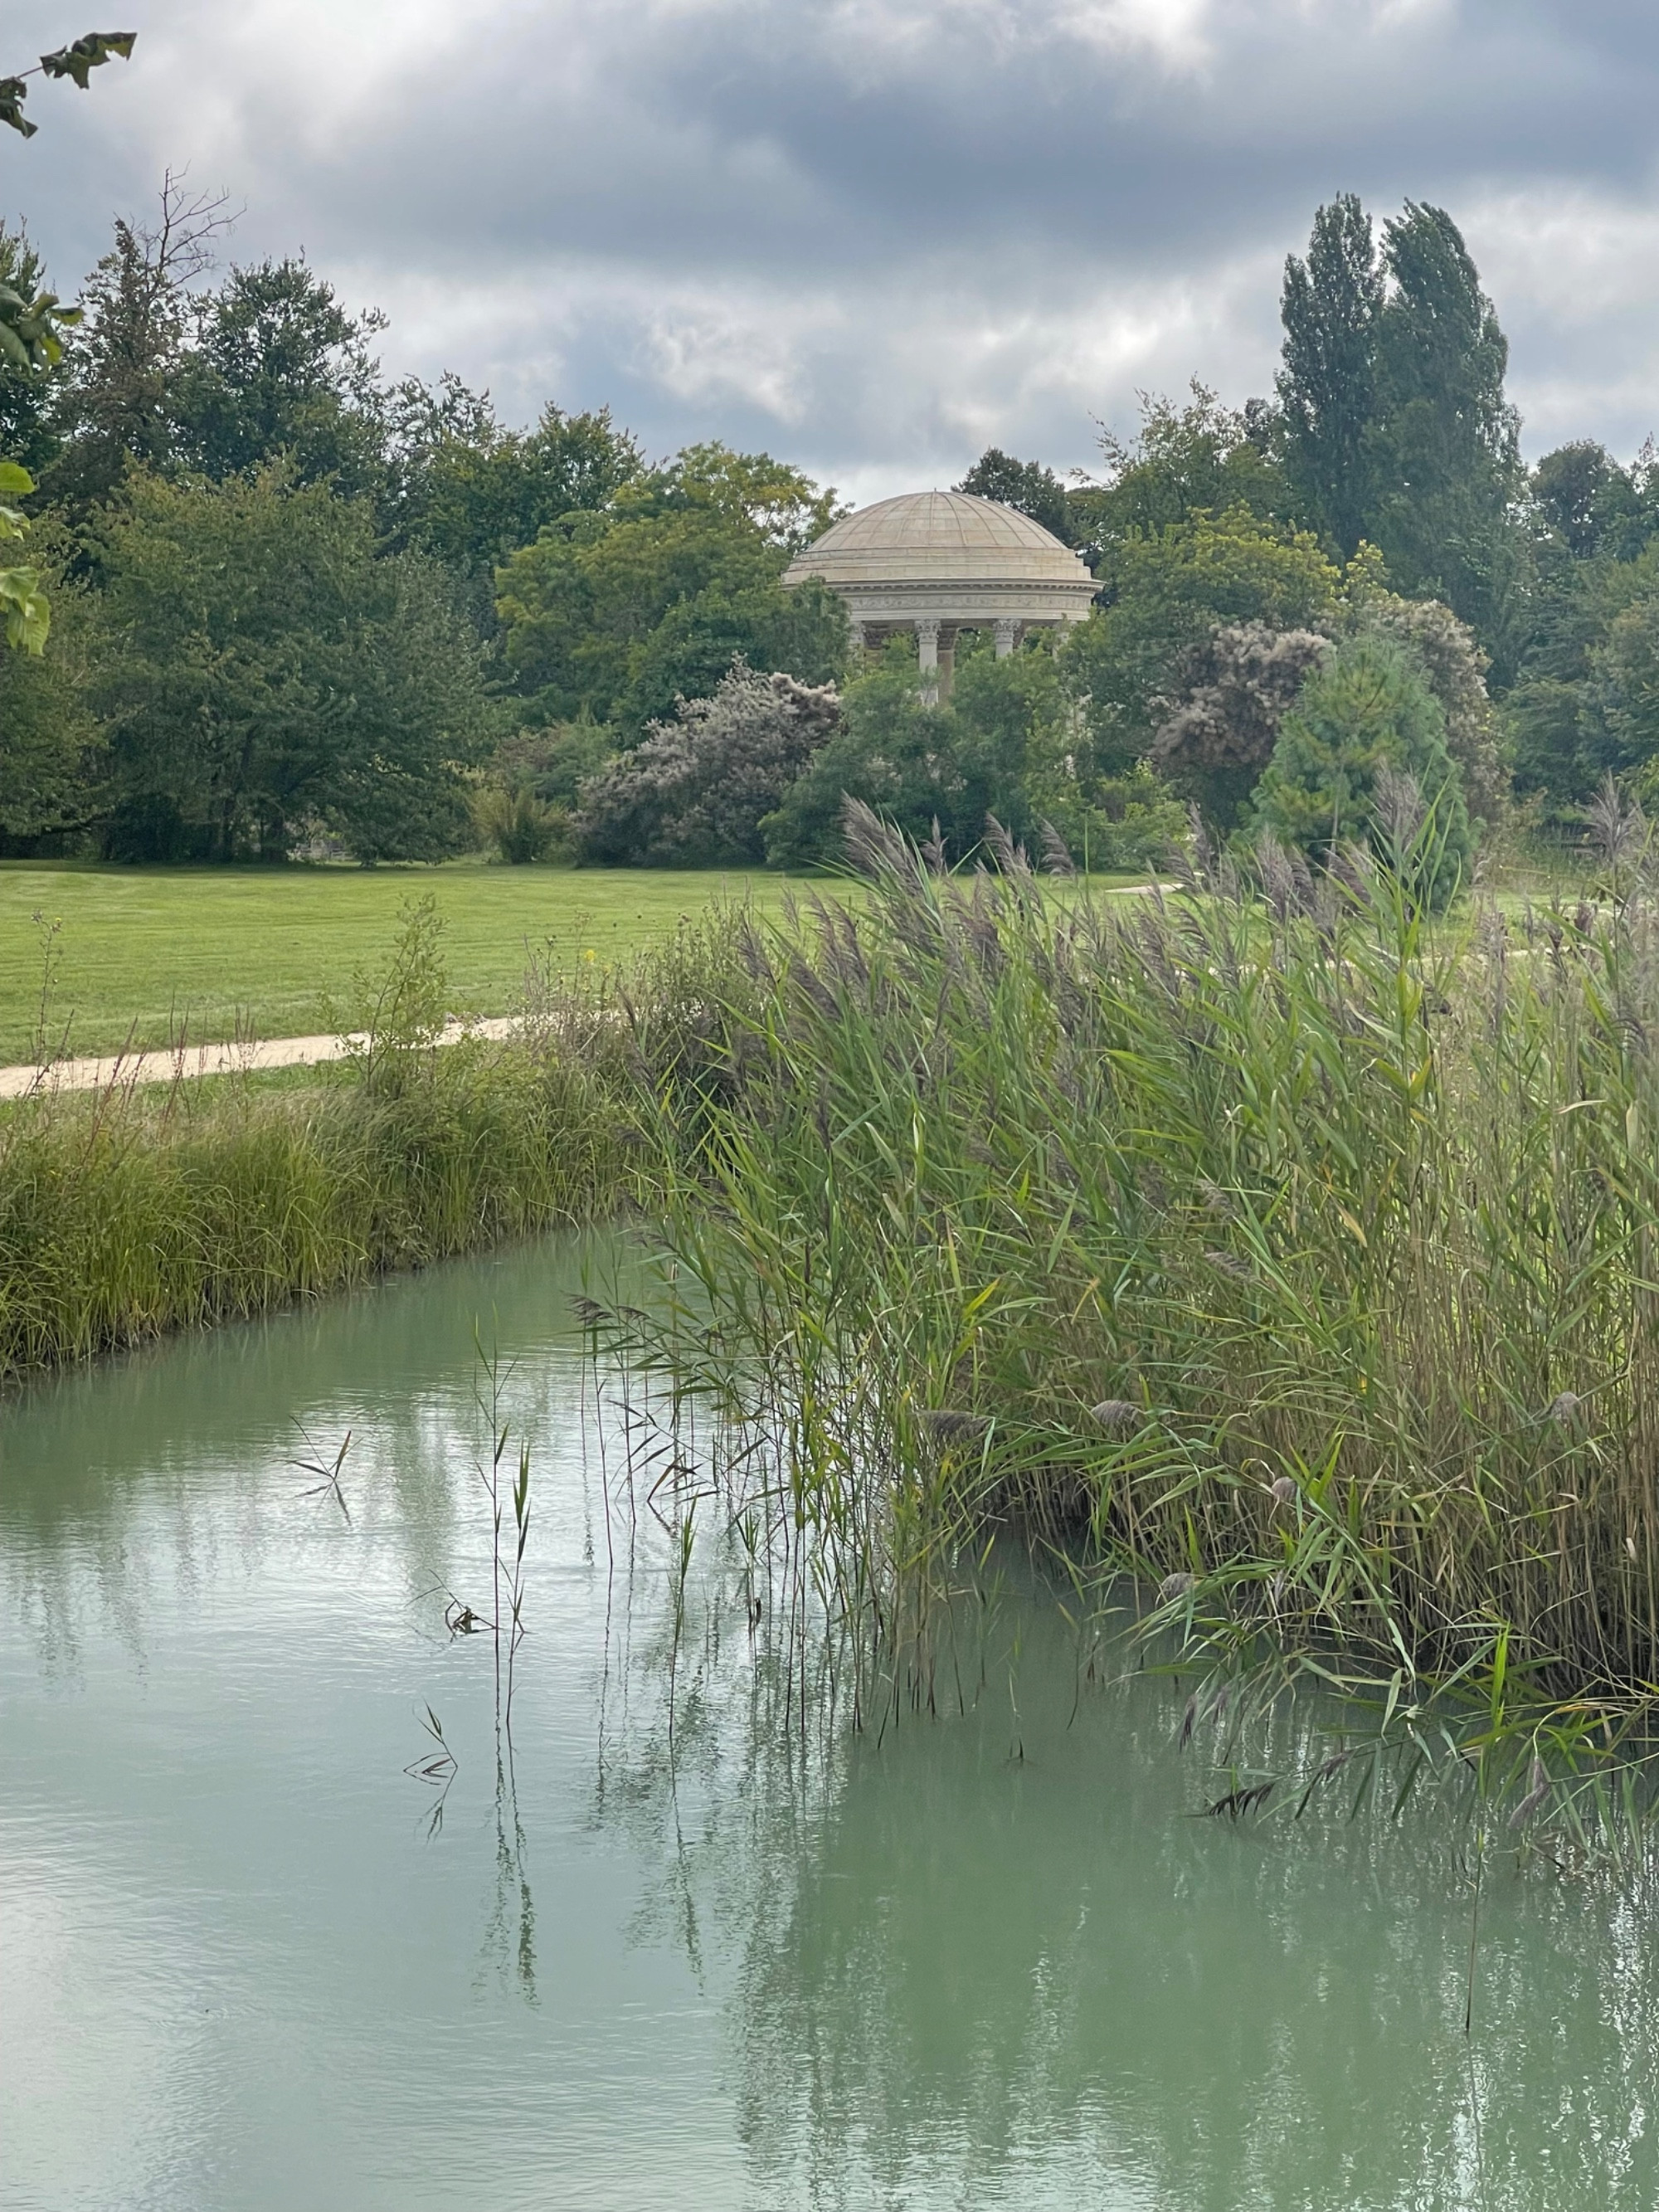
11,809,1659,1824
610,797,1659,1829
0,899,637,1381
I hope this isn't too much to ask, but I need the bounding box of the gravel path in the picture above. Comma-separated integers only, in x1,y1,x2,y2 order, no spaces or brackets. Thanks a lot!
0,1016,522,1100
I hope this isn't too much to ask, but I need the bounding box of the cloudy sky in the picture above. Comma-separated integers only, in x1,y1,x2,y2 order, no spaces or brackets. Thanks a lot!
5,1,1658,501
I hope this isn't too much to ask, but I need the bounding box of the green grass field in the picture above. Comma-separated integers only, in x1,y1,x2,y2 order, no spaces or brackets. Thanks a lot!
0,856,1154,1065
0,860,801,1064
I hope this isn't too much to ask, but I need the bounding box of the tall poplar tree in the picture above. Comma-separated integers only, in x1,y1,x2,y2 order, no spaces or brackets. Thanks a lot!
1278,197,1525,673
1277,192,1383,558
1369,202,1524,661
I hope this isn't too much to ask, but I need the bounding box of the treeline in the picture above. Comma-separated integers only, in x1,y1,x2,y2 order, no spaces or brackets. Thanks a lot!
0,184,849,864
2,186,1654,873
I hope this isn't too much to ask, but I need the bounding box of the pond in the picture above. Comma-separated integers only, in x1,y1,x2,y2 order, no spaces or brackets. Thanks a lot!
2,1234,1656,2210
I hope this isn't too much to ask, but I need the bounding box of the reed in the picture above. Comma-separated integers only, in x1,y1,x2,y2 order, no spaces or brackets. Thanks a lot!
610,792,1659,1805
0,903,634,1385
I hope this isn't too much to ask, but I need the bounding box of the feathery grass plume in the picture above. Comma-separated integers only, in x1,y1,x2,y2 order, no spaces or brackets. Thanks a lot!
1586,772,1646,881
1038,819,1077,878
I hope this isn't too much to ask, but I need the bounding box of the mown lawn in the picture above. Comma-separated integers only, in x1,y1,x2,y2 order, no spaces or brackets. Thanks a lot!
0,856,1154,1064
0,860,797,1063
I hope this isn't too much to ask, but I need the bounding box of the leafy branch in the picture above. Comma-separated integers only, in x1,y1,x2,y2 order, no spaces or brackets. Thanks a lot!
0,460,49,650
0,32,135,138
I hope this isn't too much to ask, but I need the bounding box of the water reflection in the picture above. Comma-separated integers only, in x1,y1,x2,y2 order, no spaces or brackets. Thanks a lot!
743,1674,1655,2207
1,1233,1656,2210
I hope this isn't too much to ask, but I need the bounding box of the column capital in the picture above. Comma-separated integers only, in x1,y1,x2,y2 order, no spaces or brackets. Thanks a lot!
993,617,1019,659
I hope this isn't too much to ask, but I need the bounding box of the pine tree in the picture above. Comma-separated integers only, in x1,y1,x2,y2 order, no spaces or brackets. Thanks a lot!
1252,631,1473,905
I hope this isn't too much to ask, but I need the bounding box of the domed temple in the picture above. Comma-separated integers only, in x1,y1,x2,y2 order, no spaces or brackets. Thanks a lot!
781,488,1097,700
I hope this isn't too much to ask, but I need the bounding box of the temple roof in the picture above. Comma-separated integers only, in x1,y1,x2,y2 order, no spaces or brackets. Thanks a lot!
784,490,1092,590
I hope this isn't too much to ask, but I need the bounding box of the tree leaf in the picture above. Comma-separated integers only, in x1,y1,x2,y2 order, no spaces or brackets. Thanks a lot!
0,78,37,137
39,32,138,89
0,562,50,653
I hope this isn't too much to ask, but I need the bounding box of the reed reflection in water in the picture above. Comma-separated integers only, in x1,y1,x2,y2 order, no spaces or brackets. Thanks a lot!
0,1231,1655,2210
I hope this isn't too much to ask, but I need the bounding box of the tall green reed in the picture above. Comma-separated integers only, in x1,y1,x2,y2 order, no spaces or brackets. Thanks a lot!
611,794,1659,1810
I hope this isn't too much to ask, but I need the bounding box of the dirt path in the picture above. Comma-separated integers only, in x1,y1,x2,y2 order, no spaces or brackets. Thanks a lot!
0,1016,523,1100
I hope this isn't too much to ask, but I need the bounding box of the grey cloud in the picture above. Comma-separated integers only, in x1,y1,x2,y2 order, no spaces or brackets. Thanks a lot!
7,0,1659,490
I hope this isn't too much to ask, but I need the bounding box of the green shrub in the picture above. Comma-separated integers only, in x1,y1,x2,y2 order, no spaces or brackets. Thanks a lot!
477,785,567,864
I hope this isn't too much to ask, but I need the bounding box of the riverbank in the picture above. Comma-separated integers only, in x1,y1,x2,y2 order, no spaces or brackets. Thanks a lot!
0,1035,627,1384
0,885,755,1384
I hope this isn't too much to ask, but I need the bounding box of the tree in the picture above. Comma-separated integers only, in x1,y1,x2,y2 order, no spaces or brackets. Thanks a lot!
1277,197,1525,669
1530,441,1659,564
1585,576,1659,798
1252,631,1473,902
762,637,1090,868
388,385,640,577
1277,192,1384,557
487,714,617,811
1064,503,1341,774
0,533,102,845
1368,202,1525,660
759,649,971,869
575,661,840,866
169,256,388,495
1348,582,1506,826
1506,451,1659,812
1069,382,1289,558
88,462,491,862
956,448,1073,542
495,442,846,733
1150,623,1330,829
46,175,230,508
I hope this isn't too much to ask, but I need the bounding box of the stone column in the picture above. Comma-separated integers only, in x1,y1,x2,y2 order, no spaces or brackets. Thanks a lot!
937,626,956,702
847,616,868,661
915,617,941,703
993,617,1019,660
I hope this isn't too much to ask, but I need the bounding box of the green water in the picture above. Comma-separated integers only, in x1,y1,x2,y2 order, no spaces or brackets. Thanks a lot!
2,1236,1656,2211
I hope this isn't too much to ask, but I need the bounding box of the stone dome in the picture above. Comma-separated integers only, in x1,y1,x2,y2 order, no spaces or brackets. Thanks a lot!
785,490,1092,590
781,491,1096,698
